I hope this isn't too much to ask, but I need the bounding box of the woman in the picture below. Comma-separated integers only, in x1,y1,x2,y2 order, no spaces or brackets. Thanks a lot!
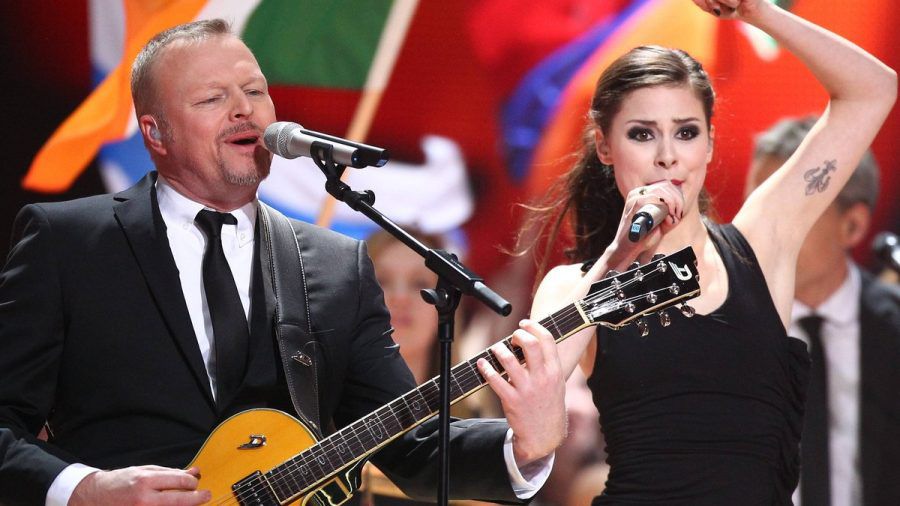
366,229,442,384
526,0,896,503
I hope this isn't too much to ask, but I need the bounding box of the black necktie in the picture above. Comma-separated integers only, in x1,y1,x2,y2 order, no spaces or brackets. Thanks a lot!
799,314,830,506
195,210,249,409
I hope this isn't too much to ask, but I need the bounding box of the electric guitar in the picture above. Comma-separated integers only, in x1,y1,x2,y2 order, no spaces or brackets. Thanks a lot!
189,247,701,505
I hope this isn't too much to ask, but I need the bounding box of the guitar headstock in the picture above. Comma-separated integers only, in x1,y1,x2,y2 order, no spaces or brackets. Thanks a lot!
581,247,700,332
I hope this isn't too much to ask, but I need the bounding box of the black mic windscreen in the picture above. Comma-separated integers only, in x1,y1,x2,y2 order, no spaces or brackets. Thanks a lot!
872,231,900,273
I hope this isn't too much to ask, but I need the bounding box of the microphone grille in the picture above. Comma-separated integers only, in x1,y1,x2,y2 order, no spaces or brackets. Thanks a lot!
873,231,898,255
263,122,301,158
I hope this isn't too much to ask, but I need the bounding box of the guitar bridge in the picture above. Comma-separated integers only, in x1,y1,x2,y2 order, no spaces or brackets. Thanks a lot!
232,470,279,505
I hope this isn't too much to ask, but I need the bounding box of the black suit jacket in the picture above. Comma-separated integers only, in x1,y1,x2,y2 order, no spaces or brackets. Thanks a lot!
858,270,900,506
0,173,518,505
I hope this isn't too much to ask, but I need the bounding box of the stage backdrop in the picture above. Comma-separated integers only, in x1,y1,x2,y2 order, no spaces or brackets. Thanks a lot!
5,0,899,275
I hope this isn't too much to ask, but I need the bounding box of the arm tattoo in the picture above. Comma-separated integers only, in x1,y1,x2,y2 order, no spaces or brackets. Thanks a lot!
803,159,837,195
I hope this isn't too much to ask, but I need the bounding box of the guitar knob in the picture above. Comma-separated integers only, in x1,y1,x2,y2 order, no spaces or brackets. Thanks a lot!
602,269,620,279
628,261,641,270
651,253,666,262
636,318,650,337
659,310,671,327
679,303,696,318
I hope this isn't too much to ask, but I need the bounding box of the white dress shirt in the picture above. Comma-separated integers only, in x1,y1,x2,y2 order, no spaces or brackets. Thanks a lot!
792,261,862,506
156,177,257,399
47,176,549,504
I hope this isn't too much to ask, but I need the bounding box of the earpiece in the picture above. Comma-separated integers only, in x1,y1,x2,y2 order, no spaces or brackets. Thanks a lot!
150,126,161,140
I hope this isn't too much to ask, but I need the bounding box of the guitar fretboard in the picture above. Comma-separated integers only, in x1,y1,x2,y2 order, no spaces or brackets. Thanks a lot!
260,302,589,503
235,251,699,504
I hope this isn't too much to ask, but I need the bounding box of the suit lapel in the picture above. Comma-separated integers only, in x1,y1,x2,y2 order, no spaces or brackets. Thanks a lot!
858,271,900,504
113,173,216,408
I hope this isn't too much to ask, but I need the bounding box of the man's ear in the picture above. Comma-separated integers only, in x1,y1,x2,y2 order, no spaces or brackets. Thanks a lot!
139,115,166,155
840,202,871,249
594,129,613,165
706,125,715,164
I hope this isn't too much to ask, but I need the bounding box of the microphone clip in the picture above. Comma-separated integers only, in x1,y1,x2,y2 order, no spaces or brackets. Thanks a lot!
311,142,376,210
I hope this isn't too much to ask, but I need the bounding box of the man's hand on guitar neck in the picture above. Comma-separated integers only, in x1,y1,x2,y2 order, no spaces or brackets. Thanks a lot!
477,319,567,469
69,465,210,506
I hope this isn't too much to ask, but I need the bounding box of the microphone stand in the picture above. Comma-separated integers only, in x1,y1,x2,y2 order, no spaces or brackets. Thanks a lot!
307,143,511,506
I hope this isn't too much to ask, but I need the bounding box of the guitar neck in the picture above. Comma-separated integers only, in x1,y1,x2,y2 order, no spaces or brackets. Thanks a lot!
262,302,591,503
253,248,701,503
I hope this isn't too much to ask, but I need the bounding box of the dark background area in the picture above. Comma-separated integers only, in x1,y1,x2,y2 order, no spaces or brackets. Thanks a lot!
0,3,104,260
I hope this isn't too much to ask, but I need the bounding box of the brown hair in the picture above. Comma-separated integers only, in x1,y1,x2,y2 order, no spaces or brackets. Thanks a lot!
365,229,445,261
517,45,717,277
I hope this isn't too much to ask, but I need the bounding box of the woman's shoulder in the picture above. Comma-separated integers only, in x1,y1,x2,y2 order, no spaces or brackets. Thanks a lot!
544,262,588,286
534,262,587,311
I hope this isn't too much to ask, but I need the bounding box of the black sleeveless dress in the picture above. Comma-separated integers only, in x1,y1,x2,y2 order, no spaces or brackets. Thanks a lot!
586,224,810,505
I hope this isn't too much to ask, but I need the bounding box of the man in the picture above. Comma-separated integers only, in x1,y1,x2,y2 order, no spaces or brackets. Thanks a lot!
745,116,900,506
0,20,566,505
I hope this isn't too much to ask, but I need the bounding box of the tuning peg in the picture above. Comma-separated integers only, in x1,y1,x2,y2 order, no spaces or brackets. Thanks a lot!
628,261,641,270
602,269,620,279
651,253,666,262
658,310,671,327
679,303,696,318
633,269,644,281
635,318,649,337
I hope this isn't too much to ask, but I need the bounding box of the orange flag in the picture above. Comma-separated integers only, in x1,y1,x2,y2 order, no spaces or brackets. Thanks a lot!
23,0,206,192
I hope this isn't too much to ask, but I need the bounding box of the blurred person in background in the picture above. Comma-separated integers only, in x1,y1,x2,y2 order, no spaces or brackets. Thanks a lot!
746,115,900,506
367,229,442,384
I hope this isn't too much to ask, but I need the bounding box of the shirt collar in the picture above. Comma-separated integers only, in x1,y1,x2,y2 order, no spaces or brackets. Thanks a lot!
791,260,860,327
155,175,257,247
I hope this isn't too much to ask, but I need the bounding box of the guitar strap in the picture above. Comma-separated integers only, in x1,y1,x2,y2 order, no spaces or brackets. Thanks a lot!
258,204,323,439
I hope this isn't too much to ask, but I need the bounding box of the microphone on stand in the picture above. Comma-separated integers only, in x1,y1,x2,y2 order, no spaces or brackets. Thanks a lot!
263,121,389,168
872,231,900,274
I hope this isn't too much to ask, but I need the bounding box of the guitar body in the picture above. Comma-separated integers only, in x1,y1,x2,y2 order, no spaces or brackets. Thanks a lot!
188,409,363,506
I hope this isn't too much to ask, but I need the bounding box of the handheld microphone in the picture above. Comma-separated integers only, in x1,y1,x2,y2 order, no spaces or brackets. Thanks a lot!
628,203,667,242
263,121,389,168
872,231,900,274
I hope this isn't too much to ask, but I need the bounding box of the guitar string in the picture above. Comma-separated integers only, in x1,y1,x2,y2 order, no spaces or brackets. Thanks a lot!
219,265,680,505
225,289,684,504
221,269,680,505
219,262,687,504
235,272,656,500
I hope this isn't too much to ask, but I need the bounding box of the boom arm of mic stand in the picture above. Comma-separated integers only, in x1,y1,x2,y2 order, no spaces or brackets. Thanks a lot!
309,144,511,316
308,144,511,506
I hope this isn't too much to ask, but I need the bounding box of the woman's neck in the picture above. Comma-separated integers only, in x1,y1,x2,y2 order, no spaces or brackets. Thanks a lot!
650,210,709,259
